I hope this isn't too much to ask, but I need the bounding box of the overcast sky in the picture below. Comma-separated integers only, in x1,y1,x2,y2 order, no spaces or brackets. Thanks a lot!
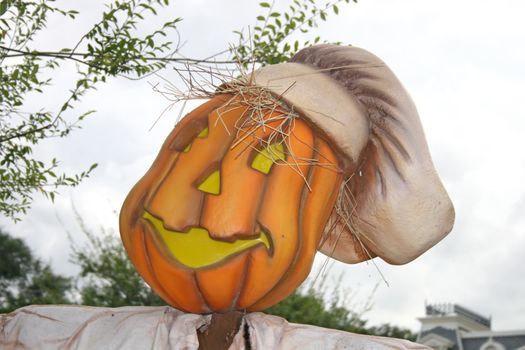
2,0,525,332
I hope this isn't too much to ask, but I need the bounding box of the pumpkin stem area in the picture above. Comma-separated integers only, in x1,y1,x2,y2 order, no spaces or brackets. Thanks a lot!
197,311,248,350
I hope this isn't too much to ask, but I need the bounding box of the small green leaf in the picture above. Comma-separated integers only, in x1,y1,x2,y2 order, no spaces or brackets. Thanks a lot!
259,2,270,8
0,0,14,17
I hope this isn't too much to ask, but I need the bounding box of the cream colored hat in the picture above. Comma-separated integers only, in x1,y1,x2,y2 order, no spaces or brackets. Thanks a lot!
251,44,455,265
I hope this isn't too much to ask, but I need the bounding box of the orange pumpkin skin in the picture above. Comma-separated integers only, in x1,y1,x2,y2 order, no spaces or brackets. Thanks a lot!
120,94,343,313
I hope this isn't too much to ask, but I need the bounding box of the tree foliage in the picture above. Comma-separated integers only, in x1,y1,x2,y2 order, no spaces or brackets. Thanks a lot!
0,229,72,313
266,278,416,341
234,0,357,65
0,0,355,221
266,286,368,333
69,216,164,307
0,0,179,221
367,323,417,341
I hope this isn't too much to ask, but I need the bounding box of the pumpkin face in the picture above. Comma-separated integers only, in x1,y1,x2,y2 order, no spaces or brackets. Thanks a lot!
120,94,343,313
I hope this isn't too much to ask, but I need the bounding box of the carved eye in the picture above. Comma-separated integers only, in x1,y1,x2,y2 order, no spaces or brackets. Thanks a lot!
197,169,221,195
251,143,285,174
183,126,209,153
197,127,209,138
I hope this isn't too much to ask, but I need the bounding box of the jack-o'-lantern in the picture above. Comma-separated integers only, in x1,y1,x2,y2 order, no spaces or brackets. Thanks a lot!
120,44,455,314
120,93,343,313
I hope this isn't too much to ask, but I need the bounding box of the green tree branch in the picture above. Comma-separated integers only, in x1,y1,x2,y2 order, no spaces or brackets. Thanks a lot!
1,0,355,221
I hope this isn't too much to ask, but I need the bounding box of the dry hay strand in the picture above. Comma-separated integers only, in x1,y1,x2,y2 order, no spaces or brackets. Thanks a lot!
316,177,389,286
152,61,331,191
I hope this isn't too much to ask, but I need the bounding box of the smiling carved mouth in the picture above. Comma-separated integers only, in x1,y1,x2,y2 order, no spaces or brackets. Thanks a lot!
142,211,271,269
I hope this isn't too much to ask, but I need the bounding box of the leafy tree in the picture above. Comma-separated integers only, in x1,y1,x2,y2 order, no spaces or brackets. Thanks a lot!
266,285,416,341
0,0,354,221
234,0,357,65
268,291,416,340
266,286,368,333
0,229,72,313
367,323,417,341
0,0,180,221
69,216,164,307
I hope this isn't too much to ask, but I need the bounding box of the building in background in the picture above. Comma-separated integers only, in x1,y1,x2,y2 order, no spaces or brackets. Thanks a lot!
417,303,525,350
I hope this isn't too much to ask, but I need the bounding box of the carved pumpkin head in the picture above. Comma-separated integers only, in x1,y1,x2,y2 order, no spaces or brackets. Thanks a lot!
120,45,454,313
120,94,343,313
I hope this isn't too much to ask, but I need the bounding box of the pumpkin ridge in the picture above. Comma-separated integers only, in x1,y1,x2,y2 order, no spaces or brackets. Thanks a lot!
257,137,318,303
143,96,232,207
140,222,185,310
140,215,191,268
230,155,272,310
144,104,226,227
147,101,247,231
246,174,312,311
196,254,250,311
231,131,277,310
248,138,343,310
144,136,203,232
144,152,182,212
239,120,313,309
245,139,316,310
197,114,238,231
168,95,232,152
121,186,149,251
197,133,241,238
192,270,212,312
230,252,250,311
199,107,282,240
143,219,210,313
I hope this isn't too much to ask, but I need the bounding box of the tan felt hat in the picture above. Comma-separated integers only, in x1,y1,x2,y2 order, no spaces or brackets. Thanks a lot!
251,44,455,265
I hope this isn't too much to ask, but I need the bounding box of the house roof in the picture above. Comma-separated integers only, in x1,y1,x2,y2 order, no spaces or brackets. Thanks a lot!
462,334,525,350
419,327,525,350
418,304,525,349
419,327,460,350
